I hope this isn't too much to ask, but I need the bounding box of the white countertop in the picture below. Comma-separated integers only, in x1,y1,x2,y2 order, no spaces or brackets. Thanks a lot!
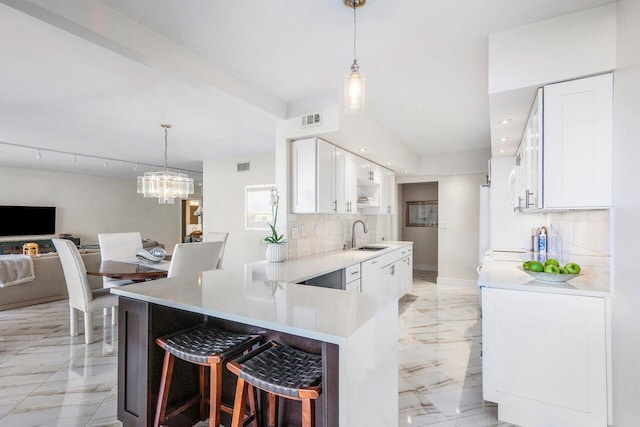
110,243,411,344
263,241,412,283
478,250,611,297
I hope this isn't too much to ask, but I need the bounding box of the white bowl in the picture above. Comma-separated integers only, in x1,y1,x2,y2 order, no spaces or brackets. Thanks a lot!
517,265,582,283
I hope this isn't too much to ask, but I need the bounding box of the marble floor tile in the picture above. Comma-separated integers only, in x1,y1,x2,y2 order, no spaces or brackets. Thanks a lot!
0,272,519,426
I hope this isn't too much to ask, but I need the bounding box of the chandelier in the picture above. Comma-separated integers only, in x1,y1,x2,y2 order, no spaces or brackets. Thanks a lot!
344,0,366,114
137,124,194,204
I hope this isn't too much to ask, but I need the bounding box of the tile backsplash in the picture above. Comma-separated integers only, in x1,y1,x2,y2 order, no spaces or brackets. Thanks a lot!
287,213,392,259
545,210,610,257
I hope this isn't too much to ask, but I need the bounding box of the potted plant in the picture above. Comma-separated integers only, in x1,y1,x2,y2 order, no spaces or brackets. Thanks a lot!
264,187,286,262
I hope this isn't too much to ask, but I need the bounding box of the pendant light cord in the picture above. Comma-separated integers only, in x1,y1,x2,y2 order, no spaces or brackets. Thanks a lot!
164,126,168,172
353,0,357,61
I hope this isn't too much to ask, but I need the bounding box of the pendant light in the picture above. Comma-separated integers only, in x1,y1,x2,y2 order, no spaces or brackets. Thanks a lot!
344,0,366,114
137,124,194,204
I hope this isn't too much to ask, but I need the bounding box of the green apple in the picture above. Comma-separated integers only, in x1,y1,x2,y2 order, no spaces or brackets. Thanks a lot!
529,261,544,272
544,264,560,274
523,261,532,271
564,263,581,274
545,259,560,268
559,267,568,274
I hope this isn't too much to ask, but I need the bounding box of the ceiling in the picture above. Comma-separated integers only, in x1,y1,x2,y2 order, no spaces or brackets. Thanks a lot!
0,0,614,178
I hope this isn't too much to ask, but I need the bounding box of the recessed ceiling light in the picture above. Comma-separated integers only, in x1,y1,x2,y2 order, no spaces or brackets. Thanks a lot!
359,148,366,152
499,137,509,142
404,170,408,174
386,162,391,166
499,149,505,153
498,119,512,125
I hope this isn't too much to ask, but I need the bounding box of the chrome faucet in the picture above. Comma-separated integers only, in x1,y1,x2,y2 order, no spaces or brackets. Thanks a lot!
351,220,368,249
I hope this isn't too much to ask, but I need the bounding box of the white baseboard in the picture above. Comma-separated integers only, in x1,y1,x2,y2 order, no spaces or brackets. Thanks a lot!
414,264,437,271
436,277,478,288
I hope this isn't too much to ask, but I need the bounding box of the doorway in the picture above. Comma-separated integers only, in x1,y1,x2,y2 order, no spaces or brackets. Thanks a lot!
400,182,439,275
181,199,203,242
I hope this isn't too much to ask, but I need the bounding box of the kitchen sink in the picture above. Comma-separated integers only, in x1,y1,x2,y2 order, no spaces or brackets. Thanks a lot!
355,245,388,251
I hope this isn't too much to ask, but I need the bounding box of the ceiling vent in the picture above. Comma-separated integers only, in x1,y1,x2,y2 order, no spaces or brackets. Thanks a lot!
236,161,250,172
301,112,322,128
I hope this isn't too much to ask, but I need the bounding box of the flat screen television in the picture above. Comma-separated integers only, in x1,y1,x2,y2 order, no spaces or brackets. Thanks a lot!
0,206,56,237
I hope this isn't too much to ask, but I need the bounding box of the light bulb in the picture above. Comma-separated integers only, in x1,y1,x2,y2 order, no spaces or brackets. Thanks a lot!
344,64,365,114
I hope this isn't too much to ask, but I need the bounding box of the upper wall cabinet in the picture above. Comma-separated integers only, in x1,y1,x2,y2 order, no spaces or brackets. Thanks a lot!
514,73,612,212
543,73,613,209
290,137,392,214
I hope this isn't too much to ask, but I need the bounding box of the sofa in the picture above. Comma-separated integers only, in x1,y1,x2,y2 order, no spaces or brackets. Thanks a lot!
0,240,164,311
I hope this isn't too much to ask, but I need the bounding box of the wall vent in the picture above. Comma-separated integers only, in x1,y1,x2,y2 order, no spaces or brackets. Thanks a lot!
236,161,250,172
301,112,322,128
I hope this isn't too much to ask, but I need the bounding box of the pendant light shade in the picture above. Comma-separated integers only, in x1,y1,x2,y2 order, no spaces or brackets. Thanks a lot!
345,60,366,113
344,0,366,114
137,124,194,204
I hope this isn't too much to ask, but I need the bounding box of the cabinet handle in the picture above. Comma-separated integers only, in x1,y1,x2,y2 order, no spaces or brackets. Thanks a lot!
514,196,523,213
370,260,378,265
351,270,359,275
390,265,395,276
333,200,337,212
525,189,533,209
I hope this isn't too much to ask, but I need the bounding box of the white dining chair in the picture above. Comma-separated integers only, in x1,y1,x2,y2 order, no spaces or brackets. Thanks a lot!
52,238,119,345
98,232,143,288
204,231,229,268
167,241,224,278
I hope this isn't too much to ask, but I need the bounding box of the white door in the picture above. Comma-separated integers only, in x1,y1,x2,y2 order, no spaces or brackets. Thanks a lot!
290,138,318,213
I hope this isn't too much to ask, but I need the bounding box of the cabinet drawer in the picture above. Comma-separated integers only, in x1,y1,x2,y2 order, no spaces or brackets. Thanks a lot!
345,264,361,281
345,279,361,292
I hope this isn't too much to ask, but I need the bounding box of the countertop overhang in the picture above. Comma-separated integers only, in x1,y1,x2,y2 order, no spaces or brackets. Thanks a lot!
110,242,412,345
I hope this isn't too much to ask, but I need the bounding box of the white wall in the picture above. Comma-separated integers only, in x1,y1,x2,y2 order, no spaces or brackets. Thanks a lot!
419,148,490,176
0,166,181,247
202,153,275,267
489,4,617,94
401,182,438,271
612,0,640,424
437,173,487,285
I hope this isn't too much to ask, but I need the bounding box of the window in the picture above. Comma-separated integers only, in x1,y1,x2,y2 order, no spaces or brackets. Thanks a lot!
246,185,275,230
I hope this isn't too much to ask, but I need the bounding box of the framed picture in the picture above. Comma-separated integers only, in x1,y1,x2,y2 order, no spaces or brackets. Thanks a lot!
406,200,438,227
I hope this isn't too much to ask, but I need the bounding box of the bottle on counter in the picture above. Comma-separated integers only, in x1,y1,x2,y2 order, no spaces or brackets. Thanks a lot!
532,227,540,252
539,226,547,253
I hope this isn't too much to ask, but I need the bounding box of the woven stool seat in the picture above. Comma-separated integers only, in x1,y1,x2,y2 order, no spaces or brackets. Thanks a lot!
238,344,323,398
158,325,256,364
153,324,261,427
227,342,323,427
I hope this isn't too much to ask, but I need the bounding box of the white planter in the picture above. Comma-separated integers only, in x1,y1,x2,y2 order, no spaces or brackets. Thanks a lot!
265,243,286,263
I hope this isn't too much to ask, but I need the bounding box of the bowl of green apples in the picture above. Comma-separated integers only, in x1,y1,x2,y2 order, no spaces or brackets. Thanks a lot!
518,259,582,283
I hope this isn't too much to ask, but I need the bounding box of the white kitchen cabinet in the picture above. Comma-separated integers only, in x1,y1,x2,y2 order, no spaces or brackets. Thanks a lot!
290,137,335,213
290,138,345,214
345,263,361,292
482,287,608,427
360,257,383,294
361,246,413,297
339,148,358,213
543,73,613,208
521,88,543,211
379,168,395,215
513,74,613,212
291,138,391,214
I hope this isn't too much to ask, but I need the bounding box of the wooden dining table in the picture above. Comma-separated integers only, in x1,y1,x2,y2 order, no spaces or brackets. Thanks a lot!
85,260,168,282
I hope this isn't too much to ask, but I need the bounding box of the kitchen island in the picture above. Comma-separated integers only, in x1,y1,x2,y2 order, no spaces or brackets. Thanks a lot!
111,257,399,427
478,250,611,427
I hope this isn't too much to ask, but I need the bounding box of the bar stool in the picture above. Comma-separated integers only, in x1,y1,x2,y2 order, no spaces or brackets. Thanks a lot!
227,341,323,427
154,324,262,427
